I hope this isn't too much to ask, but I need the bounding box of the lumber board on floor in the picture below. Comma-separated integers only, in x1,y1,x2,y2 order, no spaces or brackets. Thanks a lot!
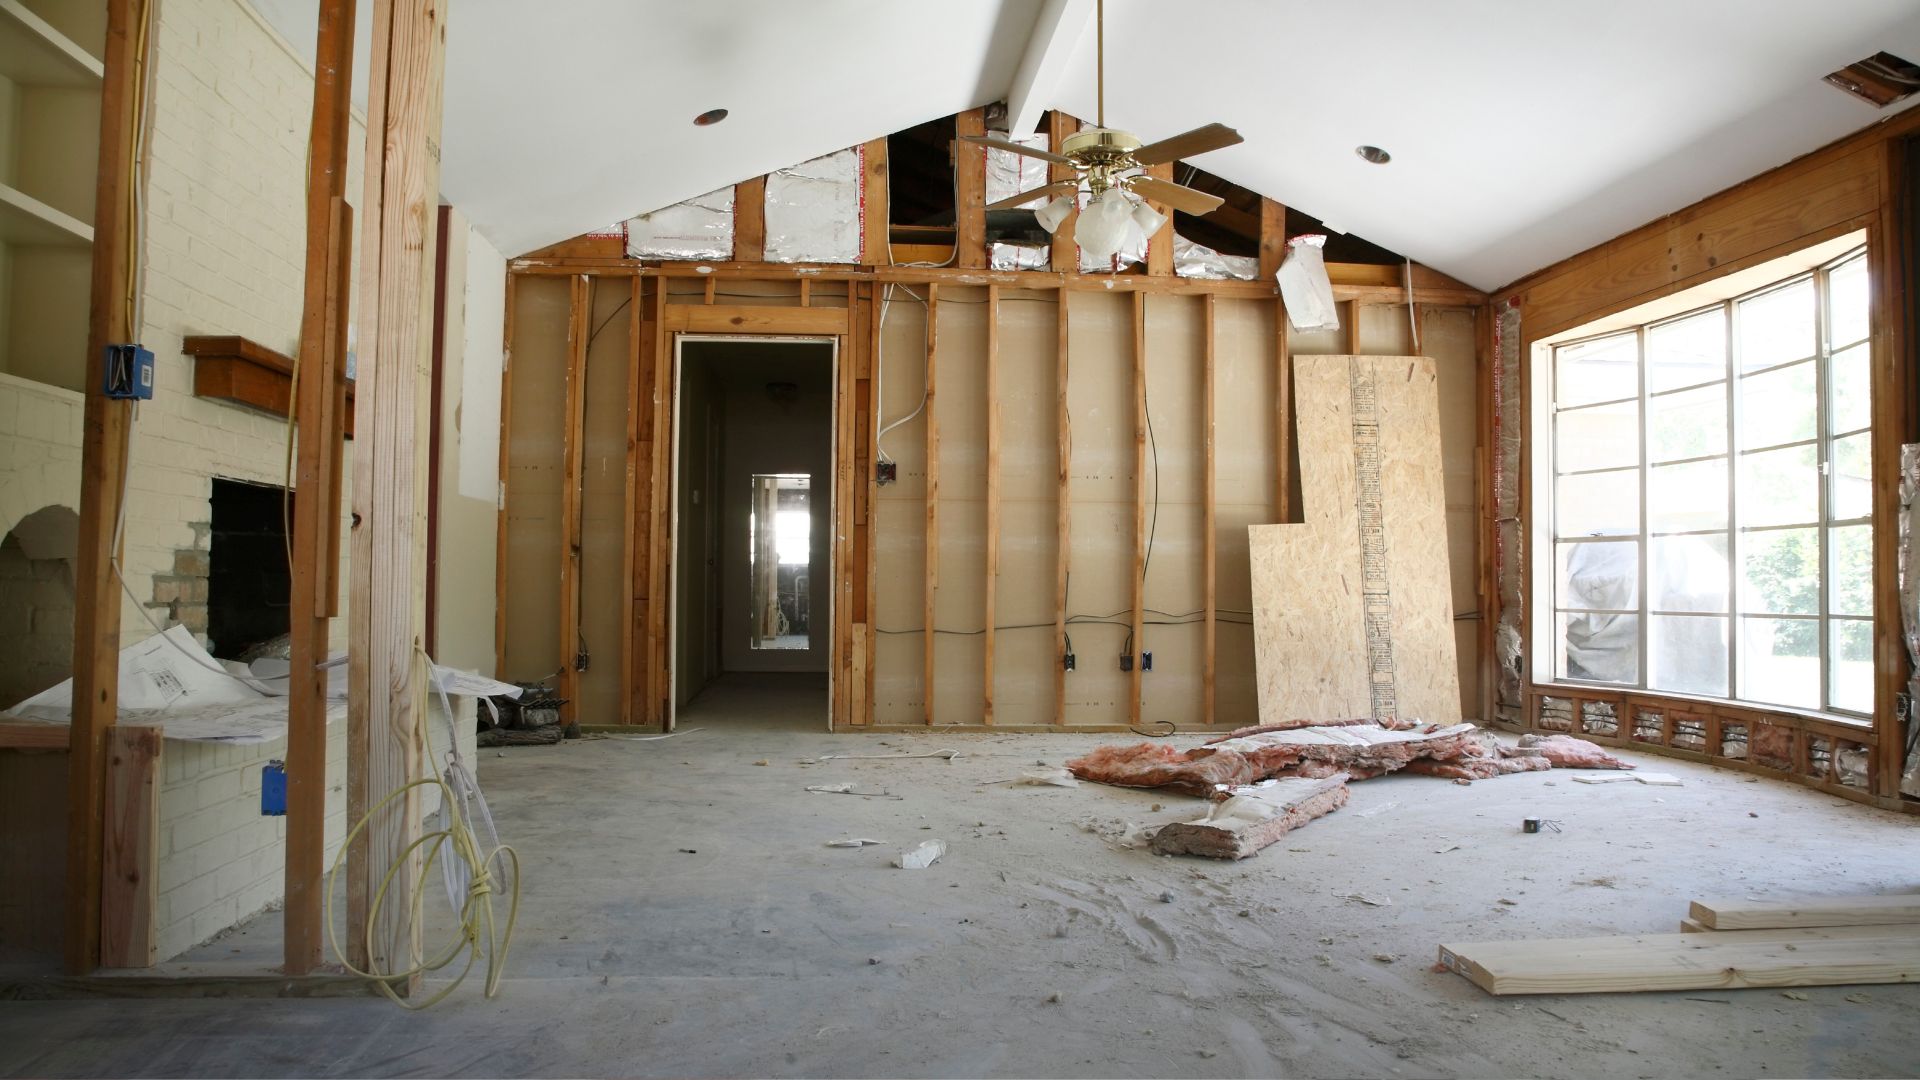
1690,895,1920,930
1438,927,1920,996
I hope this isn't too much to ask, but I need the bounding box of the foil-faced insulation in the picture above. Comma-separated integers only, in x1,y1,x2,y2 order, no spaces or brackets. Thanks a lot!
1276,234,1339,330
1173,234,1259,281
765,146,863,264
985,133,1050,206
626,187,734,261
1903,443,1920,797
990,244,1050,271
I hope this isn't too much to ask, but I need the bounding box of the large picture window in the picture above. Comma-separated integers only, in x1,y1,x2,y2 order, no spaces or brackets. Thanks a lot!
1547,247,1871,716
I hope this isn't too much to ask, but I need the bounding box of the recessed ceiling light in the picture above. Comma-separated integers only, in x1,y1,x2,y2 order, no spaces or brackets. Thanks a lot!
1355,145,1391,165
694,108,729,127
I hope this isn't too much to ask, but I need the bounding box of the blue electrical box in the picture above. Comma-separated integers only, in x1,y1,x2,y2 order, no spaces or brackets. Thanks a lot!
102,344,155,400
261,760,287,816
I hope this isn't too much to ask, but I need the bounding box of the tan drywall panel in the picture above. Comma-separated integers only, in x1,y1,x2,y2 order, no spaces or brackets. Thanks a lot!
1211,297,1278,725
432,214,499,676
930,288,987,721
1251,355,1462,726
674,357,718,706
1062,291,1133,724
501,275,568,681
870,288,928,723
577,282,631,722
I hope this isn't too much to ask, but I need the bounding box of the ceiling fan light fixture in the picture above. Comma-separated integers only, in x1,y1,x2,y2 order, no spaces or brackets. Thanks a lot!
1129,200,1166,239
1074,189,1135,261
1034,194,1077,234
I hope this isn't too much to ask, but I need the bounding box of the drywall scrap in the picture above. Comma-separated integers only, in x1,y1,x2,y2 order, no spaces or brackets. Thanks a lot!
1066,723,1633,798
1440,893,1920,996
1150,775,1350,859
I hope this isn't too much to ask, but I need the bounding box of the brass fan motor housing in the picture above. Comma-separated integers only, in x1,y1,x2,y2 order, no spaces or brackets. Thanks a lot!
1062,127,1142,198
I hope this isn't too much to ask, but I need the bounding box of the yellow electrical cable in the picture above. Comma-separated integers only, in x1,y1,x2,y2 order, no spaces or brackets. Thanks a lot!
323,742,521,1009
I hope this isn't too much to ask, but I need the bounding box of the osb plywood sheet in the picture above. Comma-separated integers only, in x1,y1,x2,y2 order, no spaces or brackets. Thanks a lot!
502,275,568,680
576,285,630,724
1251,355,1462,727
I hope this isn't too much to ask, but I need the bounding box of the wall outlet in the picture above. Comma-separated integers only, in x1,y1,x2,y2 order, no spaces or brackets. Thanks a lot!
1141,651,1153,672
1063,651,1075,671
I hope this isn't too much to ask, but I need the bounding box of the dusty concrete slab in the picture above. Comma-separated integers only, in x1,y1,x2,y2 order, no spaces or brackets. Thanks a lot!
2,674,1918,1079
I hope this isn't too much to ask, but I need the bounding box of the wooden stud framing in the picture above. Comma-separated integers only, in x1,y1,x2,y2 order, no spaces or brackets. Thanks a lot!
835,286,863,726
99,724,160,969
284,0,356,975
67,0,142,976
1870,138,1909,797
923,283,940,724
1054,290,1072,724
1202,294,1217,724
954,109,987,269
864,281,884,722
346,0,446,989
557,276,590,725
734,175,766,263
1257,197,1288,281
862,140,889,266
1130,291,1148,727
493,270,516,676
1047,112,1081,273
628,280,657,727
1275,296,1291,520
1145,163,1175,277
620,276,642,725
983,285,1001,724
647,282,673,726
661,305,847,335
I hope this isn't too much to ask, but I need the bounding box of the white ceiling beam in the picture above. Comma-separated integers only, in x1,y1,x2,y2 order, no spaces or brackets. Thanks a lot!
1005,0,1093,135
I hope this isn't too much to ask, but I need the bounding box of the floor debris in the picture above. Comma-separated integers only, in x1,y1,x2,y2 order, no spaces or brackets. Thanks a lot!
895,840,947,869
1150,775,1351,860
824,838,886,848
805,784,903,800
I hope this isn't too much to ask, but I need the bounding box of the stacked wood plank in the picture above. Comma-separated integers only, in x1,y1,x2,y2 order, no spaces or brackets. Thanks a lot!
1440,894,1920,996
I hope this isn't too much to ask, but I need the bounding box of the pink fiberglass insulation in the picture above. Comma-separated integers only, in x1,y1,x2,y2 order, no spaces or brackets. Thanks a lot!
1205,718,1372,743
1405,755,1552,781
1065,742,1262,798
1508,734,1635,769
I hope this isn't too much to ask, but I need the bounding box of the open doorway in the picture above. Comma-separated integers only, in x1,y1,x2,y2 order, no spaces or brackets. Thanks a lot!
673,337,834,729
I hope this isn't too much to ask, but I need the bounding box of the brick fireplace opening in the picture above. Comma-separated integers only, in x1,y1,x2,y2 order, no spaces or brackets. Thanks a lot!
206,478,291,659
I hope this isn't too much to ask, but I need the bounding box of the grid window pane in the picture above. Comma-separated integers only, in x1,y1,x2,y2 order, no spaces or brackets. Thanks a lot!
1651,534,1728,613
1554,333,1637,408
1738,278,1815,371
1738,617,1821,709
1650,614,1728,698
1648,310,1726,393
1740,528,1819,615
1830,619,1873,714
1558,612,1638,684
1648,383,1727,462
1558,540,1638,611
1556,469,1638,537
1737,444,1818,528
1737,360,1816,449
1831,431,1871,521
1555,401,1639,472
1830,343,1870,434
1828,255,1869,348
1649,458,1727,533
1828,524,1872,617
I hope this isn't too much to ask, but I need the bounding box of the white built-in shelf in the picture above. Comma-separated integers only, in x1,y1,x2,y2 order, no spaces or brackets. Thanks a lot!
0,0,103,88
0,182,92,246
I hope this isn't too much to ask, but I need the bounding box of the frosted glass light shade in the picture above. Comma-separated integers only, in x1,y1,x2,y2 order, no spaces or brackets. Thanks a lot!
1074,190,1135,261
1034,194,1075,234
1129,200,1166,238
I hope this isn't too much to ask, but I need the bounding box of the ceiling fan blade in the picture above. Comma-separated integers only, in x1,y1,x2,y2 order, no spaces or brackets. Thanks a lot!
984,181,1080,212
1131,123,1243,166
1128,175,1226,216
959,134,1076,165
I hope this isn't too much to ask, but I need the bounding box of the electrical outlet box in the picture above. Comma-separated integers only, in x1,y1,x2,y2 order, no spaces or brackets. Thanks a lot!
1120,653,1133,672
102,344,155,400
1141,651,1153,672
261,760,287,816
877,461,898,485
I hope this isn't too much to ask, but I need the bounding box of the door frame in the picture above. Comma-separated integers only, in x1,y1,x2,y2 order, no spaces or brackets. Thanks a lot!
668,332,841,732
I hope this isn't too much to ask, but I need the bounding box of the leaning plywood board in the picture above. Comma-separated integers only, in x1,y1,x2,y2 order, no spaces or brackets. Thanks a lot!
1690,895,1920,930
1151,774,1349,859
1250,356,1461,726
1438,926,1920,996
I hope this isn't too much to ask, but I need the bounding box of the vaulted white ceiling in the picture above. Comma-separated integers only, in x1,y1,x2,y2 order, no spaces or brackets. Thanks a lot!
249,0,1920,290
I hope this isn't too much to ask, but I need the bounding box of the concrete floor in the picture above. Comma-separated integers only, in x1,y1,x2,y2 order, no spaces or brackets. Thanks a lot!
3,672,1919,1079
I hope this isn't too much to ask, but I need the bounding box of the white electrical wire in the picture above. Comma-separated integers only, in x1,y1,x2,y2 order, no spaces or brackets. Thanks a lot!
873,283,935,464
1403,257,1420,353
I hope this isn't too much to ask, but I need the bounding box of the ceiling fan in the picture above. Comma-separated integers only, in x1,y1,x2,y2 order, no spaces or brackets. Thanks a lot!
961,0,1244,260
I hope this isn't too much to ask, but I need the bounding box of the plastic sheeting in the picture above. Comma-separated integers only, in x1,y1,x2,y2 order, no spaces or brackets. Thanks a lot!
626,187,734,261
1276,234,1339,330
766,146,863,264
1173,234,1260,281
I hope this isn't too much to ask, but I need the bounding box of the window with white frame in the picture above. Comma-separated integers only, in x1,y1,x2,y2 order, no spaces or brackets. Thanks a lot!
1546,247,1872,716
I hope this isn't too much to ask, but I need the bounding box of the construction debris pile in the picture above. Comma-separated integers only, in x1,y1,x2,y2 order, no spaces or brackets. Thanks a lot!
1065,720,1633,860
